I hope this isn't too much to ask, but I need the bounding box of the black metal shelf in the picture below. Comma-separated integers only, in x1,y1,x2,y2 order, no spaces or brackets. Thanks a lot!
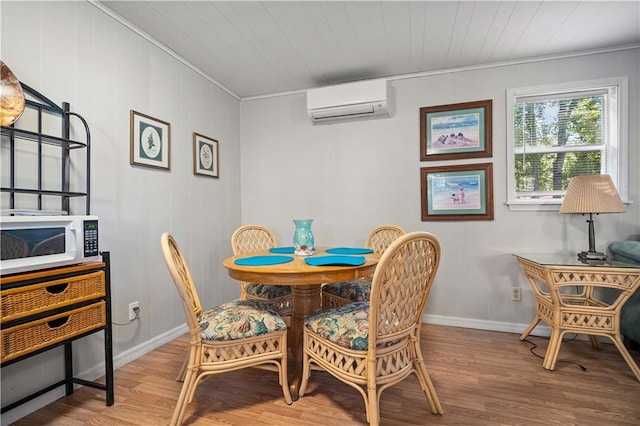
0,187,88,198
1,83,91,215
0,126,87,149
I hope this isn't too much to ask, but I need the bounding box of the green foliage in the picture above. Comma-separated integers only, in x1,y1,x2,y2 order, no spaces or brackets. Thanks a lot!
513,94,604,198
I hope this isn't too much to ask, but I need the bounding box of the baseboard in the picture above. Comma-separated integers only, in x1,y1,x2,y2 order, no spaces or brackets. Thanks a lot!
1,324,188,426
422,313,552,337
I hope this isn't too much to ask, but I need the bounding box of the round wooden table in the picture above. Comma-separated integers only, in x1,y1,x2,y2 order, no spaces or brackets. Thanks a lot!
222,248,379,399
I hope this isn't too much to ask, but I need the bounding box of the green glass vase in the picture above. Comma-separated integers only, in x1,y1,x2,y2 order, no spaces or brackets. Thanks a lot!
293,219,315,256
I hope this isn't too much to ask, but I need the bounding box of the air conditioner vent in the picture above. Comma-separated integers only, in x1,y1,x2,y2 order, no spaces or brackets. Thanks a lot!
306,79,389,123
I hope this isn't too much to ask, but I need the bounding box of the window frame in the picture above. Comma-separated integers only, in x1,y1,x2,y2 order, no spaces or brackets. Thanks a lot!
506,77,629,211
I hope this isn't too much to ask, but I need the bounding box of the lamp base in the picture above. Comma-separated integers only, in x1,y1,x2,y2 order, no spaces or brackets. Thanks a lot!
578,251,608,261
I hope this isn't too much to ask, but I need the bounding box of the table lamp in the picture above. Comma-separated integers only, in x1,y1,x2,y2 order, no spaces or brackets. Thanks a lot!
559,174,624,261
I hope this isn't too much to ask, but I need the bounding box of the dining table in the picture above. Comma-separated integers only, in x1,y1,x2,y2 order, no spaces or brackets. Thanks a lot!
222,247,380,400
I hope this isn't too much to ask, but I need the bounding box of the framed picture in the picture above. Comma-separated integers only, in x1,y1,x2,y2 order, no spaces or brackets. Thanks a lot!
420,99,492,161
420,163,494,221
193,132,219,178
130,110,170,170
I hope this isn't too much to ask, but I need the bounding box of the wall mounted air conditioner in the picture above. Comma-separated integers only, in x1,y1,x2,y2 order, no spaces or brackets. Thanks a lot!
306,79,389,123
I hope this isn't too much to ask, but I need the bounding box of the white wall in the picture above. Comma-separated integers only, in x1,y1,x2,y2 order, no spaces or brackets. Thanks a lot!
1,2,242,422
1,0,638,423
240,49,640,330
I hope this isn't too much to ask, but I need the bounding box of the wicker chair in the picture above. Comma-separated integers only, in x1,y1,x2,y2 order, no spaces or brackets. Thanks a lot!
299,231,443,426
161,233,292,425
1,233,29,259
322,225,405,309
231,225,293,316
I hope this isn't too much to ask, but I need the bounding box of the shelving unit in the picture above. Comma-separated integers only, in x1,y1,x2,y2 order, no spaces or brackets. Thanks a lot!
0,254,114,413
1,82,91,215
1,84,112,413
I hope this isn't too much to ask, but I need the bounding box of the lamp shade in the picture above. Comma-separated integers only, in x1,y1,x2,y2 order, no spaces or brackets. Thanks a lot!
559,174,624,214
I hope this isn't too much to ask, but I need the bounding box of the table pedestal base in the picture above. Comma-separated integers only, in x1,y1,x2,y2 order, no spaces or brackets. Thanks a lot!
288,285,322,400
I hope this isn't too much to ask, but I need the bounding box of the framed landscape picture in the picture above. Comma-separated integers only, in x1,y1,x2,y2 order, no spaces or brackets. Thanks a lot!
420,99,492,161
193,132,219,178
420,163,494,221
130,110,171,170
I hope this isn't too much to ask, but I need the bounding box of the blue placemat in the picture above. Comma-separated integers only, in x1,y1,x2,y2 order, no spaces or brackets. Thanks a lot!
234,255,294,266
305,255,366,266
269,246,295,254
326,247,374,255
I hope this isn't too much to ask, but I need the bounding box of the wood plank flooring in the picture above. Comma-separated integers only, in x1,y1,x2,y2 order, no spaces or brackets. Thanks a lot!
9,324,640,425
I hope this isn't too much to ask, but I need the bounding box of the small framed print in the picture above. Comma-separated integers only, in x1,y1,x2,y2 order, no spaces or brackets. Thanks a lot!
193,132,219,178
130,110,170,170
420,163,494,221
420,99,492,161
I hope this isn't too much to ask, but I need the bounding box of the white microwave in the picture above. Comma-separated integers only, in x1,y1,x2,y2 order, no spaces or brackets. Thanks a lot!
0,215,101,275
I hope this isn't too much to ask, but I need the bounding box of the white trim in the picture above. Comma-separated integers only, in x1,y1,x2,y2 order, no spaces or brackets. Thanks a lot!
422,313,551,337
506,76,629,211
88,0,639,102
88,1,240,100
1,324,188,425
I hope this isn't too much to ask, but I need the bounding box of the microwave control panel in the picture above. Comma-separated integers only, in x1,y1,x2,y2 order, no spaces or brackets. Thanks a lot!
83,220,99,256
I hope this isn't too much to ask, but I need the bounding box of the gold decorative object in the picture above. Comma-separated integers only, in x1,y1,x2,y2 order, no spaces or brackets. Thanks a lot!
0,61,25,126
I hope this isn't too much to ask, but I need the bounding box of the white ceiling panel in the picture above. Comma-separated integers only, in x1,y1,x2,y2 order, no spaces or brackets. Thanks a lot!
96,1,640,99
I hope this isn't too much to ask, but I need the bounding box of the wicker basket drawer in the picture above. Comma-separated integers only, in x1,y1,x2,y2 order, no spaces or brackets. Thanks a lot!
1,271,105,322
1,302,106,363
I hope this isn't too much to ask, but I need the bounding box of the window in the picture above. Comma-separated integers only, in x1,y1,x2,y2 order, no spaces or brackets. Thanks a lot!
506,77,628,211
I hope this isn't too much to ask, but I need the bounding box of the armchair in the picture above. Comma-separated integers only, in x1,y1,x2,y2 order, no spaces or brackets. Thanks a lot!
609,240,640,348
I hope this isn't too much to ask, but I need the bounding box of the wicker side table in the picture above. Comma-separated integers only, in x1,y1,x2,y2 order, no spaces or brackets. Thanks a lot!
514,253,640,382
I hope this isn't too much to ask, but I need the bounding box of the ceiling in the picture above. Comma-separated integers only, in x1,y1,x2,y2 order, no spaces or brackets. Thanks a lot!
95,1,640,99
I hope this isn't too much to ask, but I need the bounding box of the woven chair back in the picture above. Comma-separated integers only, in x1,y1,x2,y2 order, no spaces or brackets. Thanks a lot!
365,225,406,254
368,231,440,348
1,233,29,259
161,232,203,331
231,225,277,255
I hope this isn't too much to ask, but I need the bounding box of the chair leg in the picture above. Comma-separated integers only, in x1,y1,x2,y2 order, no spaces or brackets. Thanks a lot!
298,334,311,397
367,365,379,426
280,346,293,404
171,367,198,426
412,341,444,414
176,353,188,381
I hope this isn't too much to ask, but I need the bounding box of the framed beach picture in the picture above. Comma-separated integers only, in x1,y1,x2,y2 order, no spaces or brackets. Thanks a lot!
420,100,492,161
130,110,171,170
420,163,494,221
193,132,219,178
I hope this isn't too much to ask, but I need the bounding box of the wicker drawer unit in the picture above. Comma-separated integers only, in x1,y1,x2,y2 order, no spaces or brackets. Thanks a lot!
1,301,106,363
0,254,114,414
1,271,105,323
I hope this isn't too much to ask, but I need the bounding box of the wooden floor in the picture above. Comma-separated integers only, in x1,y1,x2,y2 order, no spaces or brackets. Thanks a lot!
10,324,640,425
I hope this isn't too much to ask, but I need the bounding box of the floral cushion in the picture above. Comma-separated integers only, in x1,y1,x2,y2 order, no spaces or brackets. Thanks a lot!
304,302,369,350
199,300,287,341
322,278,371,302
246,283,292,299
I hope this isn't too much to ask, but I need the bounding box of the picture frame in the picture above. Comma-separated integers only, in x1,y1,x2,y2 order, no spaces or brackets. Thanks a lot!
420,99,492,161
420,163,494,221
130,110,171,170
193,132,219,178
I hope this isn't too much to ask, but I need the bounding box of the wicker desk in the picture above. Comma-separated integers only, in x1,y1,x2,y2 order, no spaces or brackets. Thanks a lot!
514,253,640,381
223,248,379,399
0,253,114,413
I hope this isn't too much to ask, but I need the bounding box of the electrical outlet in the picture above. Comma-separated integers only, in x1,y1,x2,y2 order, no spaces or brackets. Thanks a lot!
511,287,522,302
128,301,139,321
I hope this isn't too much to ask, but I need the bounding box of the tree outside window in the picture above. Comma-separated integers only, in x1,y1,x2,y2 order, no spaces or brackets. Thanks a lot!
506,77,628,210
